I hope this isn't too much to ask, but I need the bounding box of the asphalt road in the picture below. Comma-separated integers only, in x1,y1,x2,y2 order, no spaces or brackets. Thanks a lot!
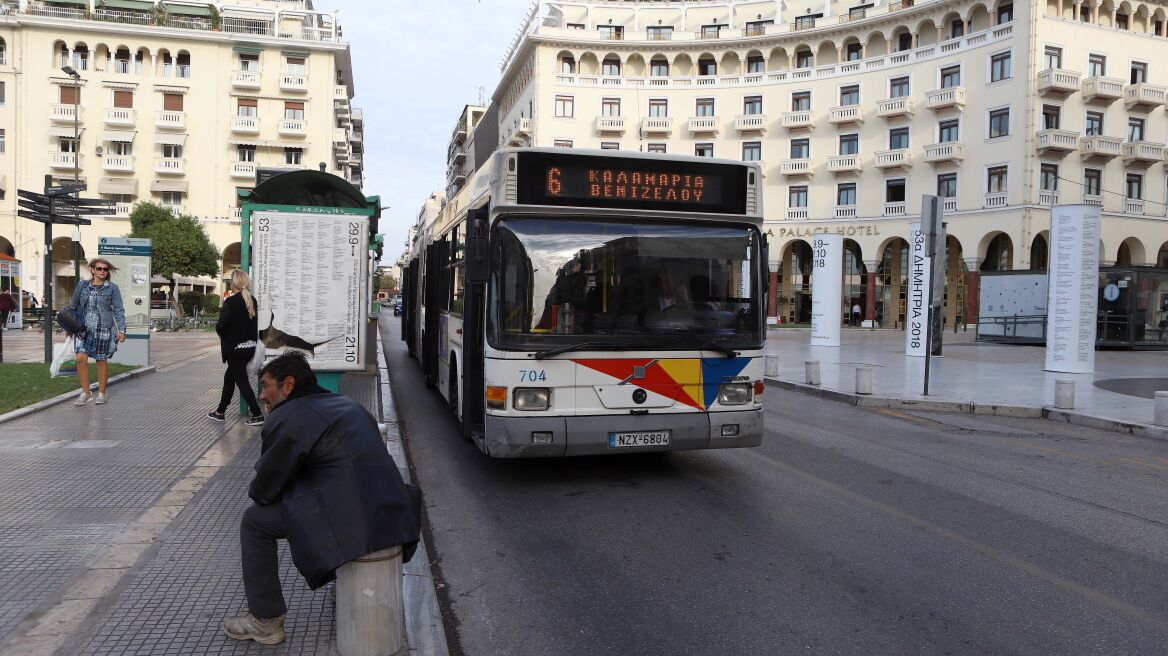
381,319,1168,656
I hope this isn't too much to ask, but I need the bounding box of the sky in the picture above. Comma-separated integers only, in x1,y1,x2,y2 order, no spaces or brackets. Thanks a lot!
328,0,535,266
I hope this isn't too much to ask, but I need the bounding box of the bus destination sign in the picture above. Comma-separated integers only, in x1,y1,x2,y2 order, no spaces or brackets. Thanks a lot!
516,151,749,214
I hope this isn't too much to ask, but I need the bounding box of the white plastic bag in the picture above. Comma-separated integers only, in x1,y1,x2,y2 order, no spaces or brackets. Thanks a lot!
49,338,78,378
246,341,266,376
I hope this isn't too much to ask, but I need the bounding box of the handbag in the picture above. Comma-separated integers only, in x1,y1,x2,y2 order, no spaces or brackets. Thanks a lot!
57,305,84,334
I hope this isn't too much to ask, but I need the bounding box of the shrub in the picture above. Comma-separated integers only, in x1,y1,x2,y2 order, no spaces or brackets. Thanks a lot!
178,291,204,316
202,294,221,314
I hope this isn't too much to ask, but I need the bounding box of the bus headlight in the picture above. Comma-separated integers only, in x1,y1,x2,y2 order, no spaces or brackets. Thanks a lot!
717,383,752,406
513,387,550,411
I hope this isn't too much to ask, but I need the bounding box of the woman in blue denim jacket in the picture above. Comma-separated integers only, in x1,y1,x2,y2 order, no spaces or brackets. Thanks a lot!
70,257,126,406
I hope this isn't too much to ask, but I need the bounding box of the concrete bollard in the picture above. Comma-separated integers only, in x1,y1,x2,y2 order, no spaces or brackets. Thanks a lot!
1155,391,1168,427
805,360,821,386
855,366,873,395
1054,380,1075,410
336,546,407,656
764,340,780,378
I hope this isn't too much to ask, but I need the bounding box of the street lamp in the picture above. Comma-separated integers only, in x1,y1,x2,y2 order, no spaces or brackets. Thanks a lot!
61,66,82,286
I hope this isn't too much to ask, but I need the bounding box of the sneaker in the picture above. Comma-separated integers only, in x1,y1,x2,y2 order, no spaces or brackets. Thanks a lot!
93,392,107,405
245,415,265,427
223,612,285,645
207,410,225,422
73,392,92,406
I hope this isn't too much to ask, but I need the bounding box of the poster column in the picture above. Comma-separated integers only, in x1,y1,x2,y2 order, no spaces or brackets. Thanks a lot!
810,233,842,347
98,237,152,366
1045,204,1101,373
905,223,931,357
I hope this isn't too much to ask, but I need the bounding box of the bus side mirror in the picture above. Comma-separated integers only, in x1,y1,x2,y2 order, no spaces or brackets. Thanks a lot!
467,208,489,285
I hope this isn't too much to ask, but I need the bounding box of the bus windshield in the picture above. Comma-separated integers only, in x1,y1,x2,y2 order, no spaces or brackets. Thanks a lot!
490,216,763,351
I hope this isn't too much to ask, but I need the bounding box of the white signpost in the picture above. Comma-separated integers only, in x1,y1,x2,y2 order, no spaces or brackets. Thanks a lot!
1044,204,1101,373
810,233,843,347
252,210,369,371
905,223,931,358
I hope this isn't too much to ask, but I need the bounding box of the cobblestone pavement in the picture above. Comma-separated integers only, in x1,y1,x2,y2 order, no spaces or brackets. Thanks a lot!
0,329,219,369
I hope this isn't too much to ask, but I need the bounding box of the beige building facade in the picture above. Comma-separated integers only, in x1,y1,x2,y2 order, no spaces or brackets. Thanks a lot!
481,0,1168,327
0,0,363,305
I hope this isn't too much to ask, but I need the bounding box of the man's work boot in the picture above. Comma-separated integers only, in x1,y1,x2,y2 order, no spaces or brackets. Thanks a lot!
223,612,285,645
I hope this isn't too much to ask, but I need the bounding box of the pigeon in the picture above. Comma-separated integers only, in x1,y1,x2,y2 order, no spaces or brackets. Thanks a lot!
259,311,339,355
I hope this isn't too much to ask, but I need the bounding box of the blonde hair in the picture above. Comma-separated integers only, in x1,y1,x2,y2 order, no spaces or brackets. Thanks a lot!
229,269,256,319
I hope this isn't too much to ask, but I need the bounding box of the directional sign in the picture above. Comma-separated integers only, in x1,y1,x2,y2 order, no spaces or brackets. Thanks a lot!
71,206,117,216
46,183,87,196
71,199,116,208
17,210,51,223
17,189,47,203
18,199,51,213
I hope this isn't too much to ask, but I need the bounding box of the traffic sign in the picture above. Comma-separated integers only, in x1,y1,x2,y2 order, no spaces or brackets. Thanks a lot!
46,183,87,196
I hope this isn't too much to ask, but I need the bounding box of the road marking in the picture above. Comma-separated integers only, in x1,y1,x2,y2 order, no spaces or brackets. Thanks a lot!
742,448,1168,633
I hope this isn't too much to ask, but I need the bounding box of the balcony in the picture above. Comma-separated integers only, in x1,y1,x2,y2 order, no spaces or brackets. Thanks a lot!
781,111,813,130
983,192,1008,209
1035,129,1079,153
785,208,809,220
505,117,534,145
943,198,958,213
102,154,134,172
230,162,257,179
1124,82,1167,109
595,116,626,133
50,104,80,123
332,128,348,147
279,119,307,136
687,116,719,135
114,202,133,218
924,87,966,111
232,70,262,89
778,159,813,176
156,110,185,130
1079,135,1123,159
828,105,863,125
155,157,185,175
923,142,966,163
874,149,912,169
640,117,673,135
1122,140,1165,163
231,116,260,134
280,73,309,92
834,206,858,219
49,153,80,169
232,208,243,223
883,201,907,216
1081,76,1124,102
876,97,914,119
734,114,767,133
1125,198,1145,214
1038,190,1059,206
1037,69,1081,95
104,108,136,126
334,85,349,101
1084,194,1103,206
827,154,862,173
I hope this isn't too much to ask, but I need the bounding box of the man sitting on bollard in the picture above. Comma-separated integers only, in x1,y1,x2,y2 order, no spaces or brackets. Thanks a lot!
223,352,420,645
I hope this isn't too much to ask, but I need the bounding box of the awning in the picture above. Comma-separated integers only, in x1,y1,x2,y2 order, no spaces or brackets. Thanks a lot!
150,180,189,193
232,47,263,55
99,177,138,195
162,1,213,16
98,0,155,10
50,0,86,4
48,126,79,137
154,133,188,146
281,50,310,58
101,130,136,143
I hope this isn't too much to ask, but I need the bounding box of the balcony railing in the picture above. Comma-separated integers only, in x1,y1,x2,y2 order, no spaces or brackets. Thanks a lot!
114,202,133,218
828,105,863,124
983,192,1008,208
874,149,912,169
280,74,309,92
103,154,134,171
18,3,339,42
504,117,534,145
1125,198,1145,214
779,159,812,176
230,161,257,178
1038,190,1059,206
1122,140,1165,162
734,114,767,133
232,70,262,89
834,205,858,219
786,208,809,220
1079,135,1123,158
231,207,243,223
49,153,80,169
595,116,626,133
640,117,673,135
334,85,349,101
232,116,260,133
156,110,185,130
923,142,965,163
687,116,719,134
1081,76,1124,101
1037,69,1081,95
50,104,80,123
1084,194,1103,206
883,201,907,216
105,108,136,126
827,154,862,173
780,111,813,129
1124,82,1167,109
925,87,966,110
279,118,307,135
155,157,185,174
943,198,957,213
876,97,914,118
1035,129,1079,152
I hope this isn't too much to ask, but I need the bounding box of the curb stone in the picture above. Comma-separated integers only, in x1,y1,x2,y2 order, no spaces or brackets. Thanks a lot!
0,366,156,426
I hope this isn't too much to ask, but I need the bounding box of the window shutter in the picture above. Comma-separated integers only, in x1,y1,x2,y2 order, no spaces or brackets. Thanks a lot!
113,90,133,108
238,98,257,108
284,101,304,111
60,86,79,104
163,93,183,111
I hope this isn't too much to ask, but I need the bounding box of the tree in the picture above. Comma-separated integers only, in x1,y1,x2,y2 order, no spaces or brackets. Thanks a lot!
128,202,219,317
374,267,398,293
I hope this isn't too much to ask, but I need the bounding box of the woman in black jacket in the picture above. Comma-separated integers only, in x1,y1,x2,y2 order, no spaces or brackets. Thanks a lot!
208,269,264,425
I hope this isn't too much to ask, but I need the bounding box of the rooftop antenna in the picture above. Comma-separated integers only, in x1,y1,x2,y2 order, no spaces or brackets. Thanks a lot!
476,86,485,106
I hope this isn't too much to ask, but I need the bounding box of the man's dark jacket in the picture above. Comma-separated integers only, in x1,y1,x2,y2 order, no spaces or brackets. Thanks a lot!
248,385,421,589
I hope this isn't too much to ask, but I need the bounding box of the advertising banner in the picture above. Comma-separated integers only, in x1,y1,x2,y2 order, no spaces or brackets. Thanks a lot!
810,233,842,347
1044,204,1101,373
99,237,152,366
905,223,931,358
252,210,369,371
0,258,21,330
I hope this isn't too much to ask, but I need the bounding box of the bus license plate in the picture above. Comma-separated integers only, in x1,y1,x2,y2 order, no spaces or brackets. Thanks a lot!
609,431,671,448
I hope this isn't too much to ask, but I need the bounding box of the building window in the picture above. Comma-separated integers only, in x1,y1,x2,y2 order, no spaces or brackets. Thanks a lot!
1042,104,1061,130
600,142,619,150
239,53,260,72
795,15,816,30
113,89,134,109
839,85,859,106
789,186,808,207
1040,164,1059,191
648,99,668,117
237,145,256,162
695,98,715,117
886,179,906,202
700,24,722,39
566,22,584,29
795,50,813,68
1085,111,1104,136
743,96,762,115
162,143,182,159
790,138,809,159
553,140,573,148
646,143,666,153
110,141,132,156
237,98,257,117
1126,173,1143,199
745,20,773,36
990,52,1012,82
791,92,811,111
698,57,717,76
1043,46,1063,70
989,108,1010,138
846,43,863,61
889,76,910,98
601,98,620,116
839,134,859,155
1128,117,1145,142
695,143,714,157
1084,169,1102,196
59,137,77,153
163,92,183,111
898,32,913,51
1117,12,1129,29
937,173,957,198
602,57,620,76
950,19,965,39
1088,54,1106,77
997,3,1013,23
650,58,669,77
285,56,306,75
60,85,80,105
742,142,761,161
284,101,304,120
159,191,183,206
1131,61,1148,84
941,65,961,88
554,95,574,118
0,81,5,105
747,55,764,73
837,183,857,206
285,148,303,165
646,26,673,40
560,55,575,74
987,166,1008,193
889,127,910,150
0,129,5,154
598,25,624,40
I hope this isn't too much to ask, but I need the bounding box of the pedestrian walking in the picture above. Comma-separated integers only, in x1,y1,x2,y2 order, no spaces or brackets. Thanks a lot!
851,302,862,327
0,289,15,330
71,258,126,406
222,353,420,645
207,269,264,426
29,293,39,308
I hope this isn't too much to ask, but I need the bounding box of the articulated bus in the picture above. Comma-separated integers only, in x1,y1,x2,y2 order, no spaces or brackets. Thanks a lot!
402,148,767,457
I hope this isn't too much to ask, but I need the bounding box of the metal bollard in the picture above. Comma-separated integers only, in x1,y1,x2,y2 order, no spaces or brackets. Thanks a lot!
805,360,821,386
1155,391,1168,427
1054,380,1075,410
855,366,873,395
336,546,407,656
764,340,780,378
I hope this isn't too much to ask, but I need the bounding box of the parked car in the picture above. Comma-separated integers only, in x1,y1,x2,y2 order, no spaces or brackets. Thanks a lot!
393,300,402,316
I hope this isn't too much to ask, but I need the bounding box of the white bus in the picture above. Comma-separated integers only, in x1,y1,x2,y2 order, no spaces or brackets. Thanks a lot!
402,148,767,457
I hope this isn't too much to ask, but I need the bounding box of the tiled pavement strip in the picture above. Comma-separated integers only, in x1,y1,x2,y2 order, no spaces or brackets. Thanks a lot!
0,319,447,656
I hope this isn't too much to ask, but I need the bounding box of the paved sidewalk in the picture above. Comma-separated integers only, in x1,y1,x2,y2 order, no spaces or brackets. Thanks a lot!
767,328,1168,430
0,328,219,368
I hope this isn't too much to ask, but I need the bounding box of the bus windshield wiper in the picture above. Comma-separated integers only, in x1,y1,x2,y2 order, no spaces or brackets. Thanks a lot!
660,330,739,358
534,341,635,360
